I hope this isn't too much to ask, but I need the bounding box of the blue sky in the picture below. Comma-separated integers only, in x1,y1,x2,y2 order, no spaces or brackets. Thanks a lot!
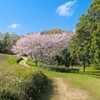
0,0,92,35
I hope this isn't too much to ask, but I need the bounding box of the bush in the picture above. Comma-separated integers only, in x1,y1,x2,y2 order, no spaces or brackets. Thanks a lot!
40,65,79,73
0,89,19,100
0,54,48,100
0,71,48,100
18,71,48,100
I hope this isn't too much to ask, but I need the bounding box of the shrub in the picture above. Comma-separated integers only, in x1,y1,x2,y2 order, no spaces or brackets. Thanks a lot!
40,65,79,73
0,89,19,100
18,71,48,100
0,54,48,100
0,71,48,100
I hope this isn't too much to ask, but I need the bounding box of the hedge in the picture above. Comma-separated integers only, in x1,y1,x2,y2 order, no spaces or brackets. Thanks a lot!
40,65,79,73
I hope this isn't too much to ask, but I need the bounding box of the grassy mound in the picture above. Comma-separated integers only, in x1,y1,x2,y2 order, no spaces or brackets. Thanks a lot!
0,54,48,100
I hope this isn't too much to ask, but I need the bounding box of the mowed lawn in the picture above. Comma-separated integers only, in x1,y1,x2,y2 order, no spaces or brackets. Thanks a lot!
38,70,100,100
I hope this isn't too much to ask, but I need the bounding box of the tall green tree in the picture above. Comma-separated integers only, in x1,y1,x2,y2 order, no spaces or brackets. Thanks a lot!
71,0,100,72
89,0,100,68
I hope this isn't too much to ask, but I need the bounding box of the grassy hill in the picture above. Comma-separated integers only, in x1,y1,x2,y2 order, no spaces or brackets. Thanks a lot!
0,53,48,100
0,53,100,100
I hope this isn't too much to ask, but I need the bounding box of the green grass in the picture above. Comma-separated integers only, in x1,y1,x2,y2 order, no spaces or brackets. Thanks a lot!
0,53,48,100
65,74,100,100
26,57,100,100
41,70,100,100
26,57,37,67
0,53,37,90
0,54,100,100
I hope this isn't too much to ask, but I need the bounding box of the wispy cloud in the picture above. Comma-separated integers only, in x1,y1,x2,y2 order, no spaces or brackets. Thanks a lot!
8,23,21,29
56,0,77,17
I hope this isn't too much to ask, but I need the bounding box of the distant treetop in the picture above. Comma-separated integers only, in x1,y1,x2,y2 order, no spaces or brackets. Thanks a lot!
41,28,64,35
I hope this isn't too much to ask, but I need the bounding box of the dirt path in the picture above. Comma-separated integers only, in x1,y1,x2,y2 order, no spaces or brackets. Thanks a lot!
52,77,88,100
19,57,30,67
19,57,89,100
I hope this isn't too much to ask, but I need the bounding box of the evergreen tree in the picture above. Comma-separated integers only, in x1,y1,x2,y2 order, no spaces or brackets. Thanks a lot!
71,0,100,71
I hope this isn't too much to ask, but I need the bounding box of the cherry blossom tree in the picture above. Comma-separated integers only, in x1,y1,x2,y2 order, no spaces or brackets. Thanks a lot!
12,31,75,66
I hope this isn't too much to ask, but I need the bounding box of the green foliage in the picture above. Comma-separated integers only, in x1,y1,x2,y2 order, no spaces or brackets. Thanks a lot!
41,28,64,35
53,54,64,66
21,71,48,100
0,32,20,53
0,54,48,100
26,58,38,67
0,89,19,100
53,49,71,67
26,55,100,100
40,65,79,73
71,0,100,71
0,71,48,100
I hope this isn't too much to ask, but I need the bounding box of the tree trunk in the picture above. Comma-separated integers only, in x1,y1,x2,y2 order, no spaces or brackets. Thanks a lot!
83,65,86,72
35,61,38,67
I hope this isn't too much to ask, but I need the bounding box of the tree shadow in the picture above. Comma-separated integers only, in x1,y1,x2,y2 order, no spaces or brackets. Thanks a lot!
40,79,55,100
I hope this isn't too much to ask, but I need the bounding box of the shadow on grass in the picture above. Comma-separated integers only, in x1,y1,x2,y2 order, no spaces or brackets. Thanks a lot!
40,79,55,100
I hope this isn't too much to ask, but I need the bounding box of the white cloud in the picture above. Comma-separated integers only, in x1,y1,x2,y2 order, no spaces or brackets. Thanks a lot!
8,23,21,29
56,0,77,17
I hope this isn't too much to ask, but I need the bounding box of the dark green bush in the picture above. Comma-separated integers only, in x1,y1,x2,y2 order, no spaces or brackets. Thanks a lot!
0,89,19,100
40,65,79,73
18,71,48,100
0,71,48,100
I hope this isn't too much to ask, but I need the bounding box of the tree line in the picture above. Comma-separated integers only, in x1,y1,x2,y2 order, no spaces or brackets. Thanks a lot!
70,0,100,71
1,0,100,72
0,32,20,53
53,0,100,72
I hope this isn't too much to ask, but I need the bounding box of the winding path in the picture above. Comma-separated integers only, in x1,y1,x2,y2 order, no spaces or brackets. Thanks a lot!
19,57,89,100
19,57,30,67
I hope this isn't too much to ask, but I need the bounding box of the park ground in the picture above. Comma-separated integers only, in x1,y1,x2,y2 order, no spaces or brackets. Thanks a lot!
0,53,100,100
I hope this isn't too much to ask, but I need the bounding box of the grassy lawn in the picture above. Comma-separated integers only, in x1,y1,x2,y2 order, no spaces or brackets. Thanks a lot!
40,70,100,100
26,57,100,100
0,53,35,90
0,53,48,100
0,54,100,100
